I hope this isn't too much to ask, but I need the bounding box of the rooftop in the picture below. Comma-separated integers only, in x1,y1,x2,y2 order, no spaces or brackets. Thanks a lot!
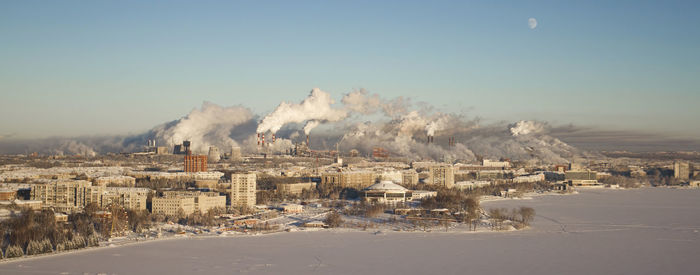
365,181,407,191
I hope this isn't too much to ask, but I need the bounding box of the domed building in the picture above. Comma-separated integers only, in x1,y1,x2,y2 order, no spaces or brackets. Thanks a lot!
362,181,408,204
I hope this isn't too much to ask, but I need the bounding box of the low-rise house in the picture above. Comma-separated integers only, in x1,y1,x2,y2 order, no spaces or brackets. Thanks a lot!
408,190,437,201
454,181,490,191
280,203,303,213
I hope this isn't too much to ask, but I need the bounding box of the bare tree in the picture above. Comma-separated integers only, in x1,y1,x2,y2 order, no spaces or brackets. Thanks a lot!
519,207,536,226
324,211,343,228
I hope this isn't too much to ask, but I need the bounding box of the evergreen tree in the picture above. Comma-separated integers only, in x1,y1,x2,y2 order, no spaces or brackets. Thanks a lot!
5,245,24,258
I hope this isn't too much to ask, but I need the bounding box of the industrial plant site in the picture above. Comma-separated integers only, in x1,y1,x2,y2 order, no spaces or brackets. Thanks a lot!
2,1,700,274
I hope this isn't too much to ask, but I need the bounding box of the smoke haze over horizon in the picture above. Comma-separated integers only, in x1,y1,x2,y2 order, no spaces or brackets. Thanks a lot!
0,88,698,162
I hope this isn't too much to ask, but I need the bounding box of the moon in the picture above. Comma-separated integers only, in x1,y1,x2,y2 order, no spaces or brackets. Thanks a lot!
528,18,538,29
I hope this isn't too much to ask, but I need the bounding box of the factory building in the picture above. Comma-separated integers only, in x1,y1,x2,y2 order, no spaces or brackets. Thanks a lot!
208,146,221,163
227,146,242,161
184,155,208,172
229,173,257,209
372,147,389,158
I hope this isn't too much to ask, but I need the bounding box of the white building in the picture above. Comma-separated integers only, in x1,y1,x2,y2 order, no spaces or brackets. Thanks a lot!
427,165,455,188
512,174,545,183
362,181,408,205
454,181,491,191
482,159,511,168
230,173,256,209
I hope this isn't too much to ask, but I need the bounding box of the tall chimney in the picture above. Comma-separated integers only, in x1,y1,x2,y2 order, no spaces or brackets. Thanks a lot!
306,135,310,147
262,133,265,147
257,133,260,146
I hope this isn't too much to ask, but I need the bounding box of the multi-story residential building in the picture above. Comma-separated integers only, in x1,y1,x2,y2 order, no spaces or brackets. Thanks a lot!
427,165,455,188
101,187,149,211
674,161,690,180
401,170,419,186
152,195,196,216
230,173,256,209
154,191,226,214
31,180,151,212
321,171,376,189
30,180,95,213
93,176,136,187
276,182,317,196
195,192,227,213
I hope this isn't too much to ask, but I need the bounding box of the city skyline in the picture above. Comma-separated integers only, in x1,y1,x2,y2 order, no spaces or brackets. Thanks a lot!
1,1,699,145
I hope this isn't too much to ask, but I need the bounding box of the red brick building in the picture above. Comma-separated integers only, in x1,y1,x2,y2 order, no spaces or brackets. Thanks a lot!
184,155,208,172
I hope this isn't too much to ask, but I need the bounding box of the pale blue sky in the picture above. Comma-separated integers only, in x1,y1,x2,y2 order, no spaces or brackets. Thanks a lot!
1,0,699,139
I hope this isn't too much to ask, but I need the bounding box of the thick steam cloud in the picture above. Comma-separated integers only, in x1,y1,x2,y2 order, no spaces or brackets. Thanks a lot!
257,88,348,135
3,88,593,163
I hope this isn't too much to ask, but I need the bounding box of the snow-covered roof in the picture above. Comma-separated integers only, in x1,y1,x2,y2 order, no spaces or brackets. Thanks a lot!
365,181,407,191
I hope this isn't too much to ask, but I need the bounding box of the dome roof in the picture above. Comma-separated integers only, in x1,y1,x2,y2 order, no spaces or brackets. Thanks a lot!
365,181,408,191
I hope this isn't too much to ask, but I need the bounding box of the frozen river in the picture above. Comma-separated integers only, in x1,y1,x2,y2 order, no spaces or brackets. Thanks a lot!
2,188,700,274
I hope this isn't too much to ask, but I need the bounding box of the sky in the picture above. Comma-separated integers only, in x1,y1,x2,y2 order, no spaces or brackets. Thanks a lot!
1,0,699,140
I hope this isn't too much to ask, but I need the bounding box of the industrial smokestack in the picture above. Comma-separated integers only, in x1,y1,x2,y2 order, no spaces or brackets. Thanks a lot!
261,133,265,147
183,140,192,156
306,135,310,147
257,133,260,146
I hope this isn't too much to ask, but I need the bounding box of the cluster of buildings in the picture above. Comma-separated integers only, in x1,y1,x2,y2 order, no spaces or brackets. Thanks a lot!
2,138,699,223
0,170,257,216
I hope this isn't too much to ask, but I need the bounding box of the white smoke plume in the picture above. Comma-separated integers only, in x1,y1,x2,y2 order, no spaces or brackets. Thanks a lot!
510,120,547,136
302,121,321,135
149,102,256,154
51,140,97,157
425,114,452,136
1,88,600,163
257,88,348,134
341,88,383,115
342,88,410,118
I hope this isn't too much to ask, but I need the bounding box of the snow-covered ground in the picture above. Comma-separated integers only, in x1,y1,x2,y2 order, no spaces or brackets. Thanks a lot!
2,187,700,274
